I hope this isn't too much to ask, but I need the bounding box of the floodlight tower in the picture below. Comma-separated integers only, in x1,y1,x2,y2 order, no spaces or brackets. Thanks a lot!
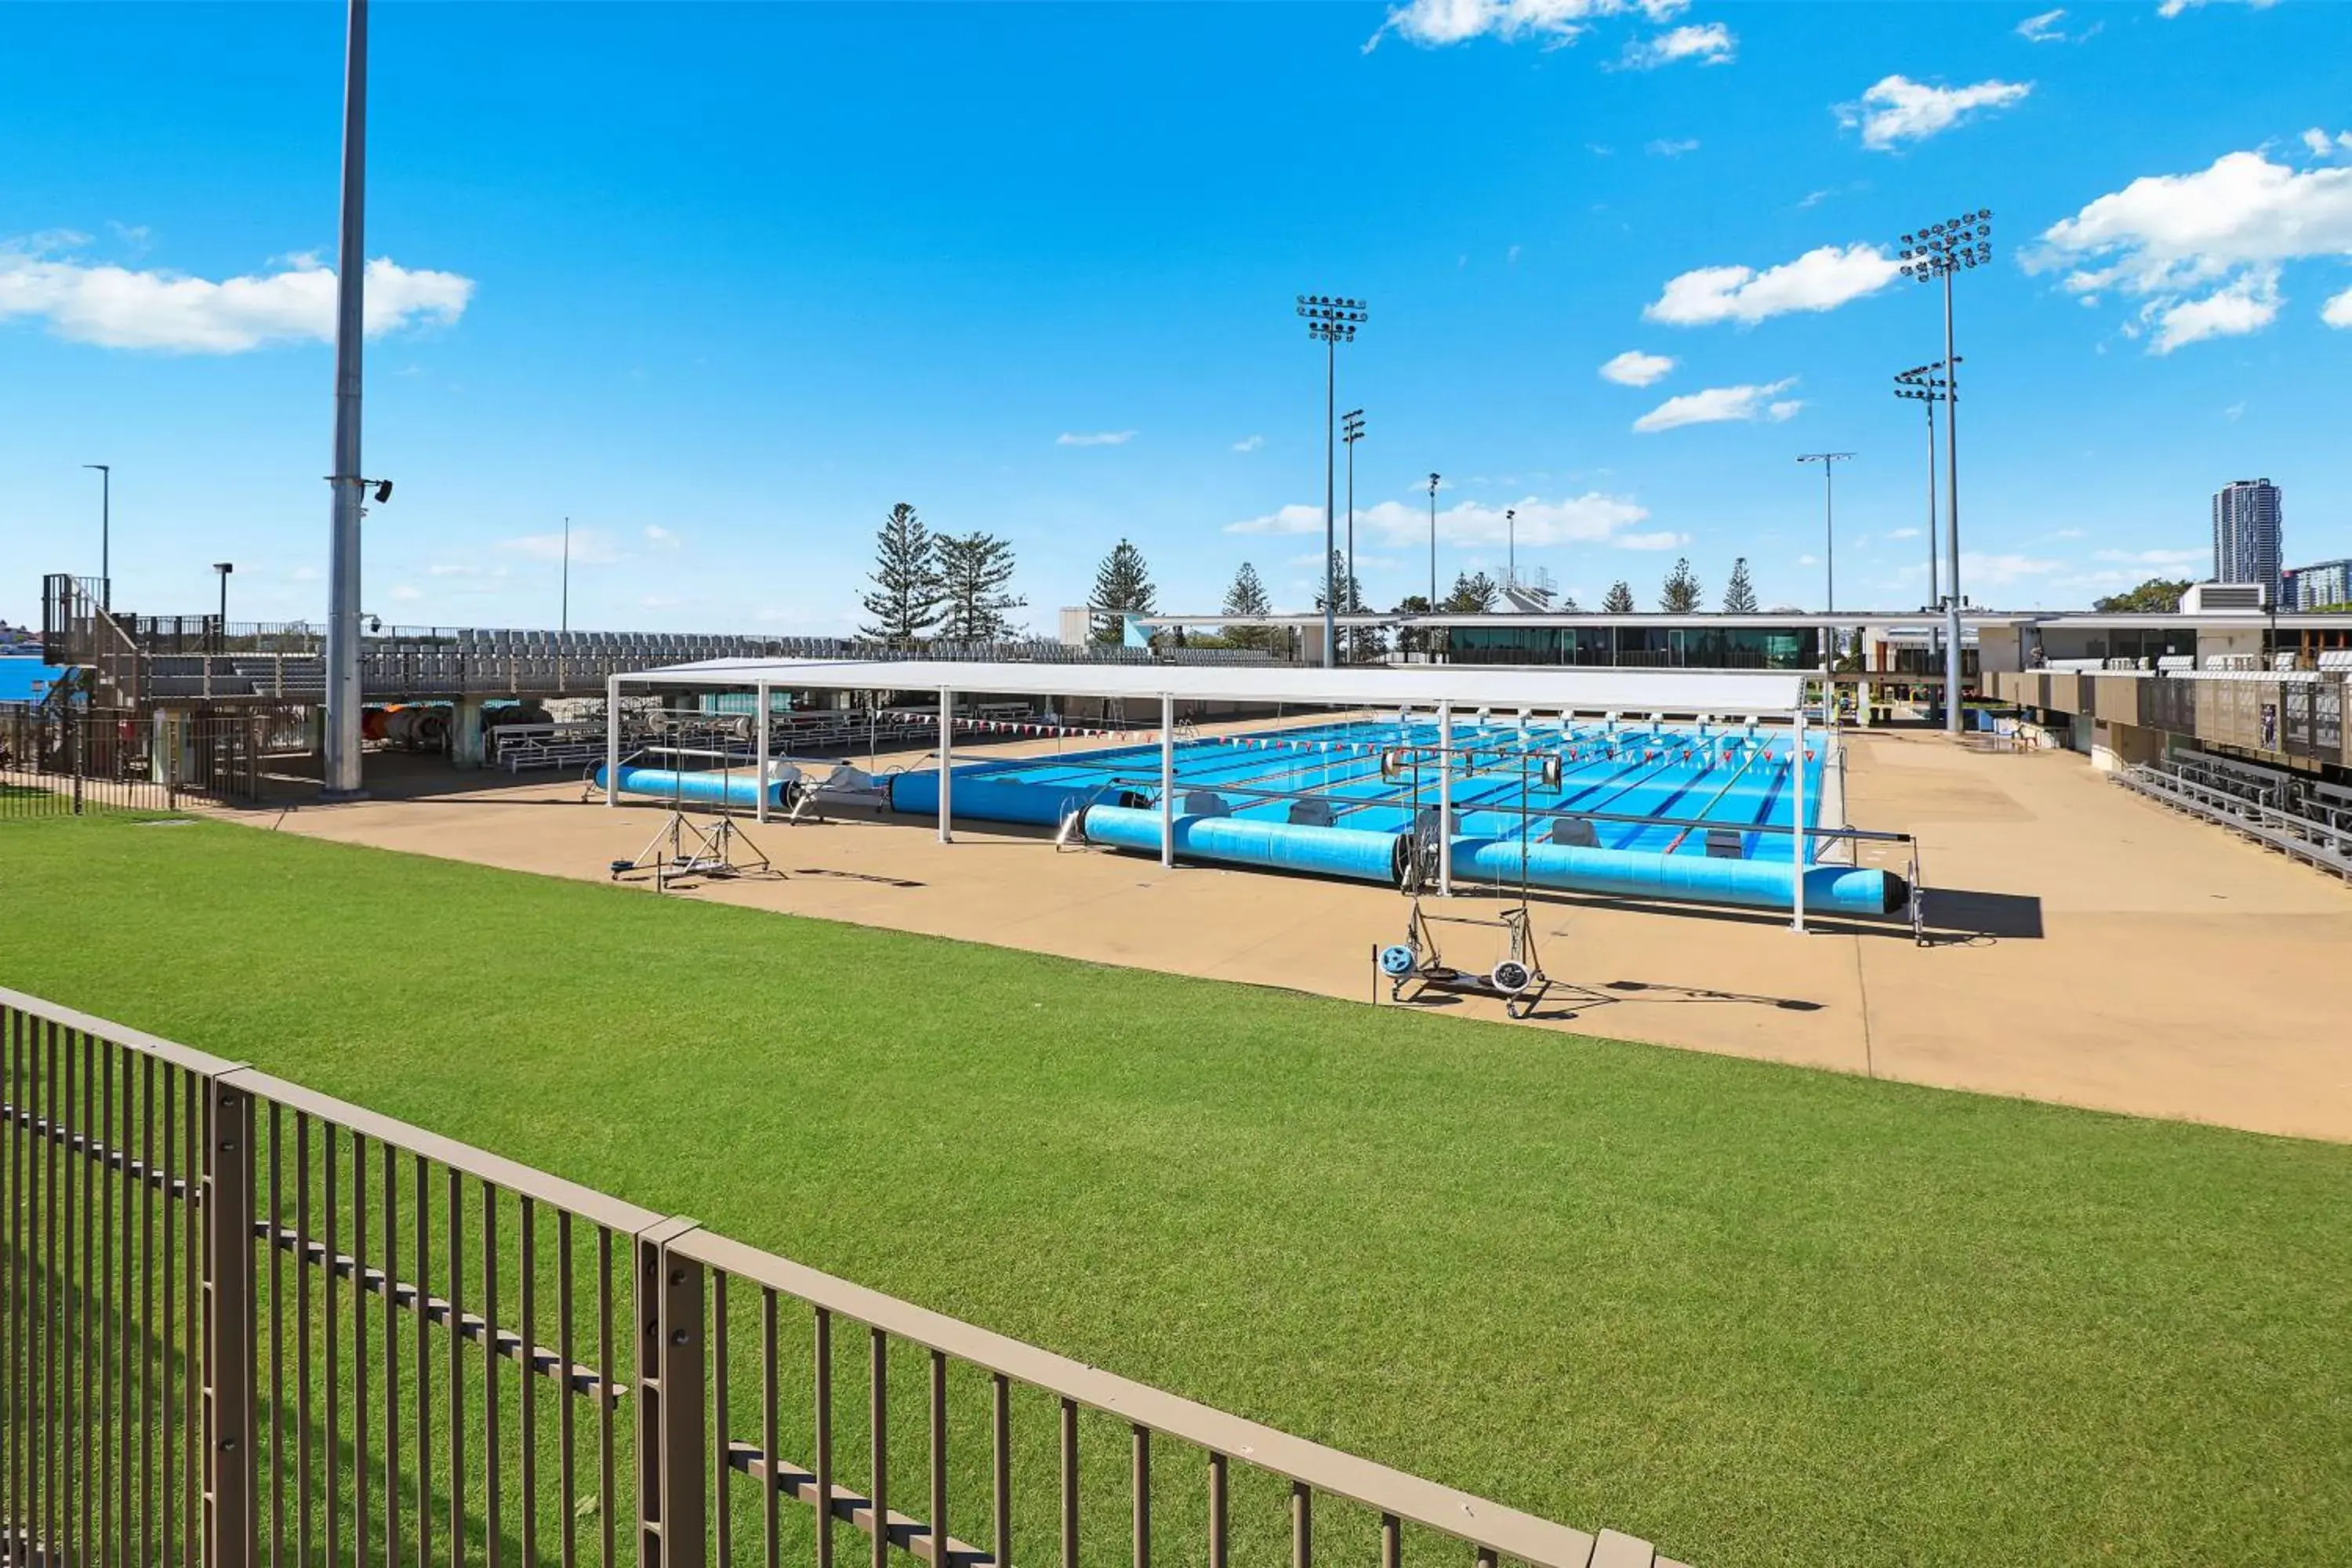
1896,209,1993,735
1796,453,1854,612
1891,361,1958,612
1298,293,1367,669
1342,408,1365,661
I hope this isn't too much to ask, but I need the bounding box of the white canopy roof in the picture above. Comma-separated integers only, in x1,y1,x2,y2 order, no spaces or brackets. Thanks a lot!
612,658,1806,716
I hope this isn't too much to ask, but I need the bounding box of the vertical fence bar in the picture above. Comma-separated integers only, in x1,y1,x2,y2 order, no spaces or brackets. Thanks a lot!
1058,1401,1076,1568
761,1292,779,1568
485,1185,502,1568
292,1114,310,1568
523,1199,540,1568
1207,1454,1227,1568
990,1374,1010,1568
1131,1427,1149,1568
559,1213,578,1568
82,1030,98,1568
113,1041,131,1568
183,1071,200,1568
644,1229,706,1568
927,1352,947,1568
3,1009,18,1564
711,1272,729,1568
1290,1483,1310,1568
354,1134,372,1568
204,1076,256,1568
1379,1515,1399,1568
447,1171,465,1568
268,1102,285,1568
324,1126,339,1568
158,1054,172,1568
384,1139,401,1568
868,1330,887,1568
416,1154,431,1568
62,1025,78,1568
812,1310,833,1568
599,1229,616,1568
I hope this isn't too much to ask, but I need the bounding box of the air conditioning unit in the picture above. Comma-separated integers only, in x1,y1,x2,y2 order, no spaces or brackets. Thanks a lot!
2180,582,2266,613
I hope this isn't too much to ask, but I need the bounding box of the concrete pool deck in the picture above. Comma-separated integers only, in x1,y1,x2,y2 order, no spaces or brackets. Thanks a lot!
238,727,2352,1143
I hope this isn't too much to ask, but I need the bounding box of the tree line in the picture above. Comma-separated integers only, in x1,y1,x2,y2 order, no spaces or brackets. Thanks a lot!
861,503,1029,644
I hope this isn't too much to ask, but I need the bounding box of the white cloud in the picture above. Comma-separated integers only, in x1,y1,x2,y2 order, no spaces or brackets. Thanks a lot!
2324,286,2352,328
2301,129,2352,160
1841,75,2033,151
1766,398,1804,420
0,236,472,353
2016,9,2067,40
1797,554,1818,567
1886,527,1921,540
1645,243,1899,325
1056,430,1136,447
501,529,620,565
1645,136,1701,157
1232,434,1264,452
2158,0,2277,17
2095,546,2206,566
1632,379,1799,432
389,584,424,603
1621,22,1733,67
1227,492,1660,551
1367,0,1697,50
2146,268,2281,352
644,524,681,549
2035,149,2352,350
1599,349,1676,386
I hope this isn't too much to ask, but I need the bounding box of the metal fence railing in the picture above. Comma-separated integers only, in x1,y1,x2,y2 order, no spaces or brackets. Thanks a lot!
0,704,262,819
0,987,1685,1568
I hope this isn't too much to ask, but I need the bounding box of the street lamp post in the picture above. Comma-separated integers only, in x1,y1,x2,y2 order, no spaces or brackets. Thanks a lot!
1796,453,1854,612
561,514,571,633
213,563,234,650
1297,294,1367,670
1426,471,1440,606
81,464,112,608
1341,409,1364,665
1505,507,1517,592
323,0,372,798
1897,208,1993,735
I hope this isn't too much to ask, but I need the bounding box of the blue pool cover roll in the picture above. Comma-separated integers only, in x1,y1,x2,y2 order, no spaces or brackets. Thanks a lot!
887,770,1143,826
593,765,791,811
1453,838,1904,916
1080,804,1410,884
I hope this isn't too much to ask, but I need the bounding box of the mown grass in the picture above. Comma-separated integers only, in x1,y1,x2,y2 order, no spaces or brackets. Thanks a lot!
2,814,2348,1566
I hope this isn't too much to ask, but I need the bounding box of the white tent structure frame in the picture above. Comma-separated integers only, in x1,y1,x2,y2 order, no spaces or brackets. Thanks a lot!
607,659,1826,930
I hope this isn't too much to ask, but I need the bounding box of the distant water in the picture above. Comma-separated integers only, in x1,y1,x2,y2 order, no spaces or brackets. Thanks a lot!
0,659,64,702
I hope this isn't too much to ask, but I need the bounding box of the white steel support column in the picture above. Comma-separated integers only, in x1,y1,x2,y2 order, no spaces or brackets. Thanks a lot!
605,674,621,808
1790,706,1809,934
1160,695,1176,869
938,686,953,844
1437,701,1454,897
753,681,770,823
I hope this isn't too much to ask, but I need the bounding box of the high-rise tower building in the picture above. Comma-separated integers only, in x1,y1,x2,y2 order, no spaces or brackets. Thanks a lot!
2212,478,2283,604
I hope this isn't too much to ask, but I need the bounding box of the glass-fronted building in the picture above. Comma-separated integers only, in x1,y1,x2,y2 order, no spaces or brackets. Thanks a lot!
1440,622,1824,669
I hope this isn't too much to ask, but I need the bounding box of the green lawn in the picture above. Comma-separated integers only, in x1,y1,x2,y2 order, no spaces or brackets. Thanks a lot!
3,814,2348,1566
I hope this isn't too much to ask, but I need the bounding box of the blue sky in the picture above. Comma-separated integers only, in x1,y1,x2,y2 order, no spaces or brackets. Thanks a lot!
3,0,2349,633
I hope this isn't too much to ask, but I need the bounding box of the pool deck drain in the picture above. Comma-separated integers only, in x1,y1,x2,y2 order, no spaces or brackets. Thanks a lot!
244,727,2352,1143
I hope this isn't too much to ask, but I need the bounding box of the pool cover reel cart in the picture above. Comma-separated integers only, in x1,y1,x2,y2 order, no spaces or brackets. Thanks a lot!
608,807,780,891
1380,899,1555,1019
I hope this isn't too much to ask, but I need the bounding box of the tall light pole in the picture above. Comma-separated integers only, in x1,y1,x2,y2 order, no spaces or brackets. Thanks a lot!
1796,452,1854,612
1894,361,1956,687
1341,409,1364,664
213,563,234,648
561,514,572,633
323,0,372,798
1504,507,1517,592
1897,208,1992,735
81,464,111,608
1426,471,1441,606
1297,294,1367,670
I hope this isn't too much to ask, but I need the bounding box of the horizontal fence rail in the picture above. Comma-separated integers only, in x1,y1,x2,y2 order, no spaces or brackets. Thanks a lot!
0,987,1685,1568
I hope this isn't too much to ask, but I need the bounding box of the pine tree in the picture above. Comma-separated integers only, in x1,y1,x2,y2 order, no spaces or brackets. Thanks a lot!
1441,570,1499,612
858,503,943,646
1600,580,1635,614
1721,557,1759,614
1392,593,1434,656
1090,539,1157,642
1312,551,1385,663
1221,562,1272,650
1660,557,1703,612
932,532,1025,642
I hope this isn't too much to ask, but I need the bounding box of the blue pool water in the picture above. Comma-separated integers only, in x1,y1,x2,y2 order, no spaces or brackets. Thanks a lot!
891,717,1826,861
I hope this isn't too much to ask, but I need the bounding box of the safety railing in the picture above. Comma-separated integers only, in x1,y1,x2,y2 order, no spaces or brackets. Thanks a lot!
0,987,1685,1568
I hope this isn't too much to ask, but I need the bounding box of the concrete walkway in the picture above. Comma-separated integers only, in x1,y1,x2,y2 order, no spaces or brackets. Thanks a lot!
245,728,2352,1142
